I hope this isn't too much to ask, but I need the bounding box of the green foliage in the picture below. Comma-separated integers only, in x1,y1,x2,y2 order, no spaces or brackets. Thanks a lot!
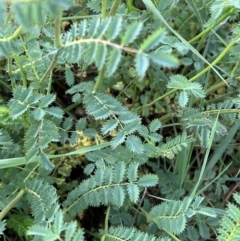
7,214,33,241
148,196,216,235
153,132,195,159
58,15,179,77
100,226,171,241
27,209,85,241
0,0,239,240
167,75,205,107
63,162,158,216
0,220,6,235
217,193,240,241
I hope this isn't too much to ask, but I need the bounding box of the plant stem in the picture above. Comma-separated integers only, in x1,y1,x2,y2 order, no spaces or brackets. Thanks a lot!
93,0,121,94
92,66,105,94
163,228,182,241
63,102,81,113
142,0,227,83
4,8,12,27
40,52,58,83
47,72,53,95
141,35,238,108
54,10,62,48
0,190,25,220
188,37,236,83
203,109,240,115
102,0,108,19
105,205,111,232
0,142,112,169
0,26,22,42
189,7,236,44
109,0,121,16
206,79,230,95
61,13,135,21
12,53,27,87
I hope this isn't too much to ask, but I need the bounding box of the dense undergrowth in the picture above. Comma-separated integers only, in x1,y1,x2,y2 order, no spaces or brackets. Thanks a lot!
0,0,240,240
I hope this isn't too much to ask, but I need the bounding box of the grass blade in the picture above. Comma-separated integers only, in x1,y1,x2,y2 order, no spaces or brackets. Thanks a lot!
142,0,228,86
0,142,112,169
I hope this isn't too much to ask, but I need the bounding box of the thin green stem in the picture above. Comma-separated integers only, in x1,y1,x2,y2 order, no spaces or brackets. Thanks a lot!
140,35,238,109
4,8,12,27
127,0,133,12
190,114,219,199
0,142,112,169
231,63,239,77
61,13,135,21
189,7,236,44
142,0,225,83
109,0,121,16
163,229,182,241
0,77,11,90
21,36,40,81
92,66,105,94
102,0,108,19
54,10,62,48
206,79,230,95
0,26,22,42
63,102,81,113
62,15,100,21
203,109,240,115
0,190,25,220
12,53,27,87
47,72,53,95
40,52,58,83
138,89,175,109
8,57,12,77
188,37,236,83
93,0,121,94
7,57,15,89
105,205,111,232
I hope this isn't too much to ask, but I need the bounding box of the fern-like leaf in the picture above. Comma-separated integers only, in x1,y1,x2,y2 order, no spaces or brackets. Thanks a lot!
167,75,205,106
63,164,158,217
217,193,240,241
100,226,171,241
154,132,195,159
148,199,188,235
27,210,85,241
25,179,58,224
0,220,6,235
